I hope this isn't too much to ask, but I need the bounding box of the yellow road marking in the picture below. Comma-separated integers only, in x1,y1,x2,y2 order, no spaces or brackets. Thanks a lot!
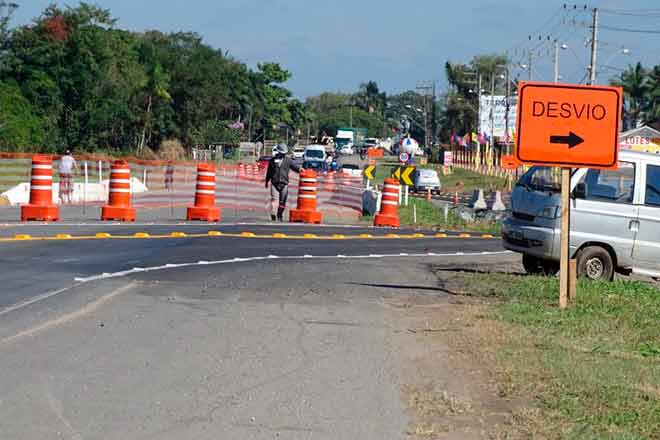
0,231,499,243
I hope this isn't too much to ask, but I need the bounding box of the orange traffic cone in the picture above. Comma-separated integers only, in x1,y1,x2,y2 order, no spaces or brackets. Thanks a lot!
21,155,59,221
374,177,400,227
187,163,220,222
290,169,322,224
101,160,136,221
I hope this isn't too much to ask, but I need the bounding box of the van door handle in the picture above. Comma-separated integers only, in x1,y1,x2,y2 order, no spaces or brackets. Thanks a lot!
629,220,640,232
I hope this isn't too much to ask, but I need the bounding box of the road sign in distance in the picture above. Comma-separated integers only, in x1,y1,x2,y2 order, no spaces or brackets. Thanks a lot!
364,165,376,180
399,152,409,163
516,82,622,169
392,166,415,186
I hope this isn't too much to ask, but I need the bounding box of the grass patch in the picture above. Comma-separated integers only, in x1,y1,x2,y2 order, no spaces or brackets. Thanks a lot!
397,198,501,234
370,159,507,194
458,273,660,439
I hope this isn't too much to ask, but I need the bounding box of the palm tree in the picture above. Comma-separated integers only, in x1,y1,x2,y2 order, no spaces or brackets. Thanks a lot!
611,62,650,130
645,65,660,125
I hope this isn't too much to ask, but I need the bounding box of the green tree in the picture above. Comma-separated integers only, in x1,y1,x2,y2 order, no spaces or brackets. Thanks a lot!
611,62,650,130
0,81,45,151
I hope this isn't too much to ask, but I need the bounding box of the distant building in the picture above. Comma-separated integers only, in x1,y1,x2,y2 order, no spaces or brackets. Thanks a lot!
619,126,660,154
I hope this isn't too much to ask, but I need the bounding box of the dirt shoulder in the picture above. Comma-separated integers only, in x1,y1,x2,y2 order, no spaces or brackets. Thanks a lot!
385,254,525,439
387,254,660,440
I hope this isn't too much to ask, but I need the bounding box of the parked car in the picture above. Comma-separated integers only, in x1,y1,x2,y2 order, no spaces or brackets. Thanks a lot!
503,149,660,281
411,168,441,194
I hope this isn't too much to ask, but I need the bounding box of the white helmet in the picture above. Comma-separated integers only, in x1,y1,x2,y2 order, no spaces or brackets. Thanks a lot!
276,144,288,154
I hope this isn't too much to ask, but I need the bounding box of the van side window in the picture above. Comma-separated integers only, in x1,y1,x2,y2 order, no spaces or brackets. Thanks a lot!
578,162,635,204
645,165,660,207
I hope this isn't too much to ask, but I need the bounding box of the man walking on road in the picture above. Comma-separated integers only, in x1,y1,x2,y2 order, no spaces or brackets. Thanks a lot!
58,149,78,204
265,144,300,221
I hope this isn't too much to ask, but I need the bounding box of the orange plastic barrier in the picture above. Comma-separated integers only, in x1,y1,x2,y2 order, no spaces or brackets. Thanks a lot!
21,155,59,221
101,160,136,221
290,169,322,224
367,148,384,158
187,163,220,222
374,177,400,227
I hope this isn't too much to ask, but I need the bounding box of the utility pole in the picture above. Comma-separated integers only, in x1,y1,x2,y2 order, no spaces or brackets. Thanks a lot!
416,81,434,150
588,7,599,85
490,74,495,150
476,73,482,136
504,66,511,152
554,40,560,84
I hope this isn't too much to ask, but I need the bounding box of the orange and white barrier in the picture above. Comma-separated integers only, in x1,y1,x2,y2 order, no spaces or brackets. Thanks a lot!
290,169,322,224
374,177,400,227
101,160,136,221
21,155,59,221
187,163,220,222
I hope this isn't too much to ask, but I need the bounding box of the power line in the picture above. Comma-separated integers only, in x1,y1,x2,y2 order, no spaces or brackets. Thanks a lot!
599,24,660,34
600,8,660,17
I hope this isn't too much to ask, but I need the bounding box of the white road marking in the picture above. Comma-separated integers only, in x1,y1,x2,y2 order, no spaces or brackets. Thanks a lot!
72,251,513,284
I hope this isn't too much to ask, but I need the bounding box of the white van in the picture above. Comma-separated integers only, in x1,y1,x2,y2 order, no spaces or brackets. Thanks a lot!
503,149,660,281
303,144,327,163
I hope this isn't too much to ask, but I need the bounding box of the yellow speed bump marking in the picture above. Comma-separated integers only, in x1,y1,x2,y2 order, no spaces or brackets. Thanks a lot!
412,233,425,238
481,234,495,239
359,234,373,239
55,234,72,239
458,233,471,238
133,232,150,238
95,232,111,239
170,232,187,238
240,232,255,237
386,234,400,238
435,233,448,238
303,233,318,239
331,234,345,239
14,234,31,240
207,231,223,236
272,233,287,238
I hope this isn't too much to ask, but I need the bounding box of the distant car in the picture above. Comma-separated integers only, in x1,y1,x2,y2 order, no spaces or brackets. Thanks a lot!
411,168,441,194
339,163,362,177
303,144,327,163
338,145,354,155
257,155,271,170
303,160,328,173
364,138,378,148
293,146,305,159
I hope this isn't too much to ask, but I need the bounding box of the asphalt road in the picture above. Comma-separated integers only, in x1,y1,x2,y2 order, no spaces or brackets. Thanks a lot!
0,222,510,439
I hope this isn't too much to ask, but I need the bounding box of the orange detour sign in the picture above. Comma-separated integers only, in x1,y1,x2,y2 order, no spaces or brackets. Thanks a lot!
516,82,622,169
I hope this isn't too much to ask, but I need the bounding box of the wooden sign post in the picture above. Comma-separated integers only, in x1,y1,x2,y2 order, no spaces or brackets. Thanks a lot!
515,82,622,308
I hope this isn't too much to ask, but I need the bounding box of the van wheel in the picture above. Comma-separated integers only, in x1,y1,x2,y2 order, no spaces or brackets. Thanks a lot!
522,255,558,276
577,246,614,281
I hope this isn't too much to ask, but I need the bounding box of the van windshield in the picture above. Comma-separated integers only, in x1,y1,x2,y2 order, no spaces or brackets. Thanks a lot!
517,166,562,193
305,149,324,159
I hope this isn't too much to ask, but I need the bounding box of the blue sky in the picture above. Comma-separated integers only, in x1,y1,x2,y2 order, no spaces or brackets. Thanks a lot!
15,1,660,98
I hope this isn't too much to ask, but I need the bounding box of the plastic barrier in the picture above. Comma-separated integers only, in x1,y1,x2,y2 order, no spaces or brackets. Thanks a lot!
290,169,322,224
21,155,59,221
101,160,136,221
187,163,220,222
374,177,400,227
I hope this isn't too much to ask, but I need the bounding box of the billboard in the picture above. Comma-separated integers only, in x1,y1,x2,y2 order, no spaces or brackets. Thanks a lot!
479,95,517,139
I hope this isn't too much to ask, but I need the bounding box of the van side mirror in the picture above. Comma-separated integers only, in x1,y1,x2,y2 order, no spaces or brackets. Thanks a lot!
573,182,586,199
